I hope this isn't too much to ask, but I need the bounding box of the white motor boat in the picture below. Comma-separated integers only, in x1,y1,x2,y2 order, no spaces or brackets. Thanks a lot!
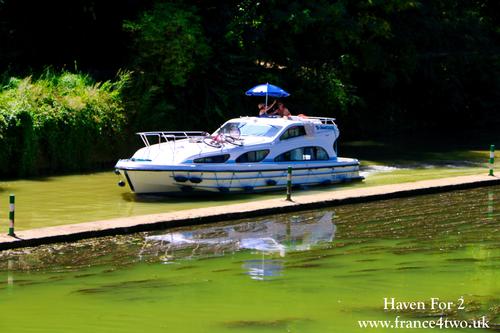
115,116,363,194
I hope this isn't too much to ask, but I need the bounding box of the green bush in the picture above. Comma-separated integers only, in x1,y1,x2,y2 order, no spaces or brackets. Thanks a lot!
0,70,129,177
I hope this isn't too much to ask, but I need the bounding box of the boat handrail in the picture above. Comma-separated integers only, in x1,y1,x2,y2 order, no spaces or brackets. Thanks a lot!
305,116,336,125
137,131,209,147
239,115,336,125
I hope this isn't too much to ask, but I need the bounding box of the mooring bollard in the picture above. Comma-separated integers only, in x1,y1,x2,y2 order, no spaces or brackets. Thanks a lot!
286,166,292,201
489,145,495,176
8,194,15,236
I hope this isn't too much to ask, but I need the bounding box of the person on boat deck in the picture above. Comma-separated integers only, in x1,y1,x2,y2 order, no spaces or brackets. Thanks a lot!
258,100,277,116
270,102,291,118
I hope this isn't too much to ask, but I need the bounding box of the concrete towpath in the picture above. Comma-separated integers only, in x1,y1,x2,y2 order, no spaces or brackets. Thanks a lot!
1,174,499,250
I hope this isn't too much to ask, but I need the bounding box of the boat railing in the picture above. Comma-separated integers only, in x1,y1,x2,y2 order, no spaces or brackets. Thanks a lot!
305,116,336,125
137,131,209,147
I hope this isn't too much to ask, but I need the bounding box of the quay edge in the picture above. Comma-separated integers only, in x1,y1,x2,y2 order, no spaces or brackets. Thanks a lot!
0,174,499,251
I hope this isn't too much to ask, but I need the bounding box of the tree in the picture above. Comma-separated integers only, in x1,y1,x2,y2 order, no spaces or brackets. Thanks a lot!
124,2,211,87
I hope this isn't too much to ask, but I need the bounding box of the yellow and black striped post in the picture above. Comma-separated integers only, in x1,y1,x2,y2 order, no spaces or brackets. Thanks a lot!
286,166,292,201
489,145,495,176
8,194,15,236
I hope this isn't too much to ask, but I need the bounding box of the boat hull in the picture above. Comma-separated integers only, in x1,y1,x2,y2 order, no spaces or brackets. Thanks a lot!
115,159,363,194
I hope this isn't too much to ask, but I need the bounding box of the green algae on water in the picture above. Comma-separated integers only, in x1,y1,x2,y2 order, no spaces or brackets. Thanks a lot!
0,186,499,332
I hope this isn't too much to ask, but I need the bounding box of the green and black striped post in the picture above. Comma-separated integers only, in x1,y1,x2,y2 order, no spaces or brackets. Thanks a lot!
8,194,15,236
489,145,495,176
286,166,292,201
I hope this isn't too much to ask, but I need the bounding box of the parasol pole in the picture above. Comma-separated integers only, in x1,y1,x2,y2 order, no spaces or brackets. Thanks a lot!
265,82,269,108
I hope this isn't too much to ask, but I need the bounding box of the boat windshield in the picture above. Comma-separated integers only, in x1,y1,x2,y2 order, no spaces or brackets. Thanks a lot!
218,122,281,138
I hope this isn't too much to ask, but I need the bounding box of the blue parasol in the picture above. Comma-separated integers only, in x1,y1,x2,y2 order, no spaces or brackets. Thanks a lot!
245,83,290,107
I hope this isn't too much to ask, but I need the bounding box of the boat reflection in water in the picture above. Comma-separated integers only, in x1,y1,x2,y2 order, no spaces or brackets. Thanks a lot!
143,211,335,280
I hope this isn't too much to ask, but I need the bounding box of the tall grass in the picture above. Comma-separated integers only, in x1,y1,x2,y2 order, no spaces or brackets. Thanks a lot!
0,70,129,177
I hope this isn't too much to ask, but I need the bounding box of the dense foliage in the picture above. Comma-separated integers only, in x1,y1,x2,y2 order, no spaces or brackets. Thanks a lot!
0,71,129,176
0,0,499,175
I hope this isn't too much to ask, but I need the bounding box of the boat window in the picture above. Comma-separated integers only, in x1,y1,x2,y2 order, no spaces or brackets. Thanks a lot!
274,147,329,162
218,122,281,138
236,150,270,163
218,123,241,138
280,126,306,140
194,154,230,163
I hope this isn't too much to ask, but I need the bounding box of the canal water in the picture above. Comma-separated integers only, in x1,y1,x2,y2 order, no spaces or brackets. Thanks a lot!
0,172,281,230
0,186,498,332
0,165,484,230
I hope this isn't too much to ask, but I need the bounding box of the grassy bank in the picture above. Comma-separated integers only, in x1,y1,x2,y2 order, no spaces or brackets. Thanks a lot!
0,71,129,177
